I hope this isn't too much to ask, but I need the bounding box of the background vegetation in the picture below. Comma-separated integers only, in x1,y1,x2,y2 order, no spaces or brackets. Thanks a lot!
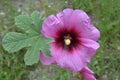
0,0,120,80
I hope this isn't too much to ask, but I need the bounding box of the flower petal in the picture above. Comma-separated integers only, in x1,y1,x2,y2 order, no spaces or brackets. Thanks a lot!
70,9,90,27
80,38,100,57
69,10,100,41
81,66,96,80
81,38,100,50
39,52,55,65
50,42,94,72
88,25,100,41
79,25,100,41
41,8,74,38
69,9,90,31
41,15,62,38
56,8,74,27
62,8,73,27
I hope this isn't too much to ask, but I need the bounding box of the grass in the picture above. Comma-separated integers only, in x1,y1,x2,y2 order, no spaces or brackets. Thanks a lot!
0,0,120,80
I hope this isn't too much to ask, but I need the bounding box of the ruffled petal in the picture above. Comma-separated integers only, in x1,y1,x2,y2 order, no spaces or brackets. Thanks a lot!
81,66,96,80
62,8,73,27
88,25,100,41
40,52,55,65
80,38,100,57
81,38,100,50
79,25,100,41
41,15,62,38
41,8,74,38
50,42,94,72
69,10,100,41
56,8,74,27
69,9,90,28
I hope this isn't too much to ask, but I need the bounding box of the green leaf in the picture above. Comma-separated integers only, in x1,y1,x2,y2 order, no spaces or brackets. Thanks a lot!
24,39,40,65
2,11,52,65
2,32,52,65
31,11,43,32
24,37,52,65
15,12,43,34
39,37,53,56
2,32,39,53
15,15,37,34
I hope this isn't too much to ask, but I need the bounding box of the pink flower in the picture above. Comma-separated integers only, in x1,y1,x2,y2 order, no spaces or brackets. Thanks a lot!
40,8,100,79
80,67,97,80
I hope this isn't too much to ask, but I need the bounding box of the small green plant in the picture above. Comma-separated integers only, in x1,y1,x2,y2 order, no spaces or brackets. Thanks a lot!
2,11,52,65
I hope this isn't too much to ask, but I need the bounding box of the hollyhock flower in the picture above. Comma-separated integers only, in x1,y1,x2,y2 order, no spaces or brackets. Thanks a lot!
40,8,100,79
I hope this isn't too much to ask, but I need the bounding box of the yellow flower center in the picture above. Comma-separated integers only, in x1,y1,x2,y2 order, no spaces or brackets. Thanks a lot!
64,39,71,45
64,35,72,45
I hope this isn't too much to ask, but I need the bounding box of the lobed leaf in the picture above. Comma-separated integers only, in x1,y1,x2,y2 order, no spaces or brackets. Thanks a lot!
24,37,52,65
2,11,52,65
2,32,39,53
15,15,33,32
24,38,40,65
31,11,43,32
39,37,53,56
